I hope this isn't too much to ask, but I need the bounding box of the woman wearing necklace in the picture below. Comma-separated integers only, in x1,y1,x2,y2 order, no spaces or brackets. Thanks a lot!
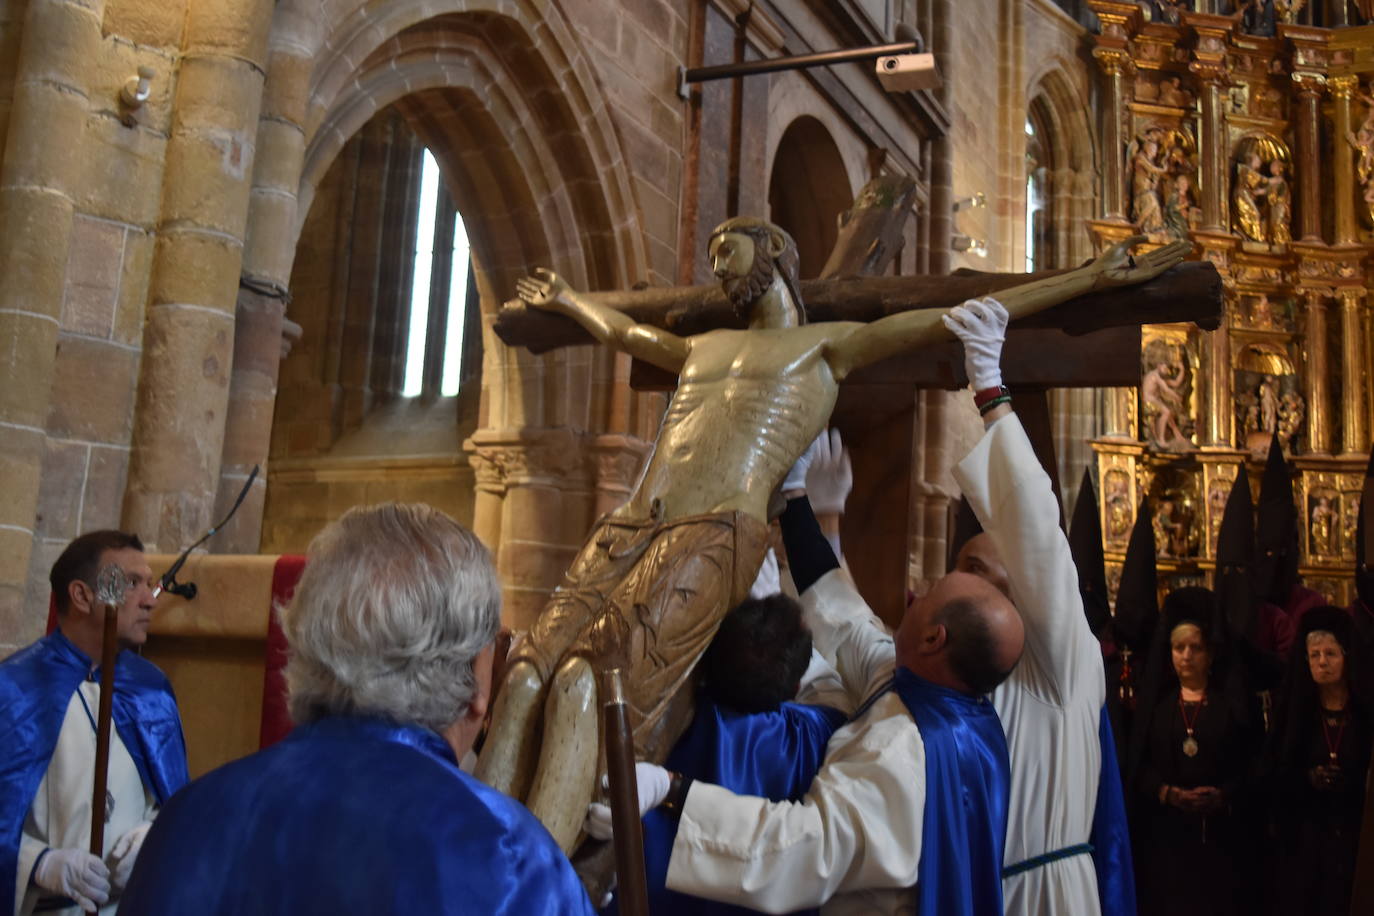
1264,607,1372,916
1128,587,1261,916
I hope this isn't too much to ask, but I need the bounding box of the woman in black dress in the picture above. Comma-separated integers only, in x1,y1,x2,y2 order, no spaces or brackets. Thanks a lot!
1128,587,1261,916
1265,606,1372,916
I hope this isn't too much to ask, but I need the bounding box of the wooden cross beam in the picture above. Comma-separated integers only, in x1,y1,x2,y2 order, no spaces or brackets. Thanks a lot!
495,176,1223,623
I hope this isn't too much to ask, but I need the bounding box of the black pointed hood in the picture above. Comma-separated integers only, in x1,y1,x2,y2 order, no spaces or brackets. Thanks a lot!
1256,433,1299,605
1069,467,1111,635
947,496,984,570
1113,498,1159,654
1215,470,1256,642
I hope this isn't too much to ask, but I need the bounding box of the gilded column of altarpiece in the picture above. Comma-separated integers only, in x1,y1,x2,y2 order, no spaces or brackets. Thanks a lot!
1088,1,1374,603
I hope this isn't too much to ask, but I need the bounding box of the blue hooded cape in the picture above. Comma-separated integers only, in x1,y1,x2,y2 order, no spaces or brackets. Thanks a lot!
0,631,187,896
118,715,593,915
892,667,1010,916
609,697,846,915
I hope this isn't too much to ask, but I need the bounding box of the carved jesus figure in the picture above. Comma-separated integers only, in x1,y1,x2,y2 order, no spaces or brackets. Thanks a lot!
475,216,1189,852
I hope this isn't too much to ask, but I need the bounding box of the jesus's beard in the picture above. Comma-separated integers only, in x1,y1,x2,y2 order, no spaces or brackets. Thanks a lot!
721,253,777,319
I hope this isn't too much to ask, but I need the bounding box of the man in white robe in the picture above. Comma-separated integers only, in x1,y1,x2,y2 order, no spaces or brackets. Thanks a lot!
659,298,1106,914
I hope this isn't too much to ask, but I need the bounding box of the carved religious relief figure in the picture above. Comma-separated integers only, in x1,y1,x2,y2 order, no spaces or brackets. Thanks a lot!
1275,0,1307,23
476,215,1190,854
1158,77,1195,108
1104,468,1134,545
1141,339,1194,451
1233,150,1270,243
1348,95,1374,227
1310,494,1336,556
1131,129,1170,236
1164,174,1201,240
1267,159,1292,245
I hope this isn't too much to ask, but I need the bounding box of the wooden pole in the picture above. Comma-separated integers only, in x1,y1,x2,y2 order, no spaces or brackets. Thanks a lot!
600,668,648,916
90,602,118,856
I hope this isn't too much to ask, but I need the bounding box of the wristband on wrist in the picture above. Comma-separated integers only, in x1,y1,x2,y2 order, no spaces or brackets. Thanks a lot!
972,385,1009,409
660,771,693,816
978,395,1012,416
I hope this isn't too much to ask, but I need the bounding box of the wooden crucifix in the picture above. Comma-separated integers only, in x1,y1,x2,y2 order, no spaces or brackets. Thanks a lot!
476,175,1220,882
494,175,1223,625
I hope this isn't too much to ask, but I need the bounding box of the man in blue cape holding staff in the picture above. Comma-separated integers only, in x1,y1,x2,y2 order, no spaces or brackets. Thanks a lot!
1,530,188,915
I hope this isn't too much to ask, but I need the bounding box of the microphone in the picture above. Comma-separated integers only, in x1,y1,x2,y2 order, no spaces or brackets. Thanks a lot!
156,465,260,602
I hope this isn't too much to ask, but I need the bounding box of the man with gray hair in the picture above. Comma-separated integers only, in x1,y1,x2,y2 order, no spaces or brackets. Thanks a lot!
117,503,592,914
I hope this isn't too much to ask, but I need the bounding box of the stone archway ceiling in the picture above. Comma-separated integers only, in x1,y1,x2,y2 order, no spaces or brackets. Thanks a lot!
300,4,645,296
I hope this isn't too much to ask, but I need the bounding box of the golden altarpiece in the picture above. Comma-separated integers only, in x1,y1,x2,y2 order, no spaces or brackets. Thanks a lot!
1086,1,1374,602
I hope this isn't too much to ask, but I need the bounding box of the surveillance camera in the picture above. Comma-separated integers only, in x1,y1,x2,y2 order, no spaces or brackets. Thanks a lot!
875,53,940,93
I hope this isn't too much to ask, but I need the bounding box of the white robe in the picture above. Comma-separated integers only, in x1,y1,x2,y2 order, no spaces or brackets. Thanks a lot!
15,682,157,916
667,568,922,914
956,414,1105,916
667,413,1105,915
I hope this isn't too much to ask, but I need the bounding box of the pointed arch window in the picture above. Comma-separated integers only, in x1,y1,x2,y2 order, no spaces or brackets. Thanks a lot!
401,149,475,399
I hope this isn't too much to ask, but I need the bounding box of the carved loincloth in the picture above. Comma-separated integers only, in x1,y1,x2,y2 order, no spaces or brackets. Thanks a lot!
511,509,768,759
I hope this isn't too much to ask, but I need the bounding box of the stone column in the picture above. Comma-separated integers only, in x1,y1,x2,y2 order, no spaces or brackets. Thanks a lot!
0,0,105,625
466,444,506,554
123,0,273,552
213,2,322,552
1303,289,1332,454
467,428,590,630
1338,288,1368,455
1292,73,1326,243
1331,76,1359,247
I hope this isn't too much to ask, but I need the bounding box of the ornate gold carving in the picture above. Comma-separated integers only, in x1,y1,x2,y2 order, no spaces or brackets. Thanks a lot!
1231,134,1292,246
1331,74,1359,100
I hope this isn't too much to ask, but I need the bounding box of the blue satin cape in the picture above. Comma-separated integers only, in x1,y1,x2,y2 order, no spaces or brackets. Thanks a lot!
892,667,1010,916
608,698,846,916
118,715,593,915
0,631,187,895
1090,705,1137,916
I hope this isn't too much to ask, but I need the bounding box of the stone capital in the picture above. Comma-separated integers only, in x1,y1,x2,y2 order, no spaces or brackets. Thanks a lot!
464,427,592,491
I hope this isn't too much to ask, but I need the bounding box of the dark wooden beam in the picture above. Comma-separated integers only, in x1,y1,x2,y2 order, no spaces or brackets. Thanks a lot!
630,324,1144,391
494,261,1222,354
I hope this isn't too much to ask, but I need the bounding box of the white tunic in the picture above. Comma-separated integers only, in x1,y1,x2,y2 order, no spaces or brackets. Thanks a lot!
14,682,156,916
956,414,1105,916
666,573,922,915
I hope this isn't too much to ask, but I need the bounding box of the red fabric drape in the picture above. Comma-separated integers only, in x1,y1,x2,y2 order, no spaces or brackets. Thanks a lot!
259,555,306,749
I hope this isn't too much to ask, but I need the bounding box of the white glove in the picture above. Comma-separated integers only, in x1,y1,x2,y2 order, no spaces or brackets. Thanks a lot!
33,847,110,913
941,297,1009,390
584,762,672,841
108,820,152,891
805,428,853,516
749,548,781,599
782,433,827,492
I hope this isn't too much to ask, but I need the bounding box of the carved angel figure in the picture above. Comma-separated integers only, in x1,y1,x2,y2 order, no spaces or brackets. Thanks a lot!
1267,159,1292,245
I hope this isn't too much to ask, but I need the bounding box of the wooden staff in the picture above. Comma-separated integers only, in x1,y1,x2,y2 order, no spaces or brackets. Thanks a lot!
89,599,118,856
90,565,128,857
600,668,648,916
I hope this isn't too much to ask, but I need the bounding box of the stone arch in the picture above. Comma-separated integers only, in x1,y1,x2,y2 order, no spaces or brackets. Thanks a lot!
259,2,653,624
1025,61,1097,266
766,116,856,279
292,5,646,434
1026,61,1100,514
